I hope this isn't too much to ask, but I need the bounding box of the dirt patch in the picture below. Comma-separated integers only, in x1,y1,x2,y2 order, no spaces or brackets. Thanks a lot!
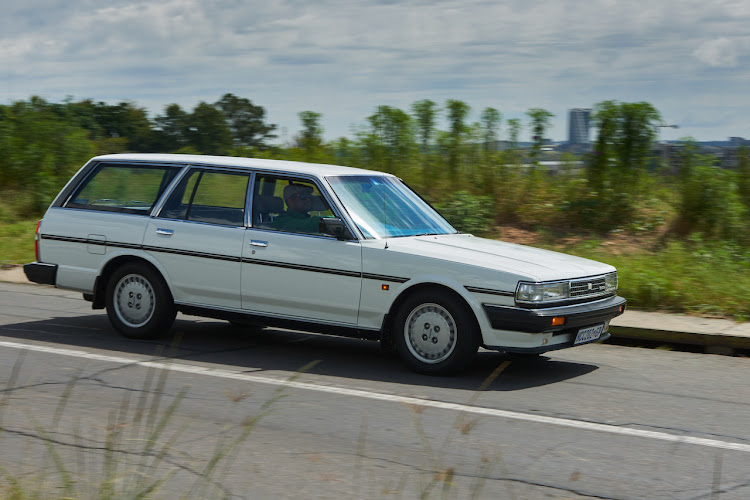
494,226,542,246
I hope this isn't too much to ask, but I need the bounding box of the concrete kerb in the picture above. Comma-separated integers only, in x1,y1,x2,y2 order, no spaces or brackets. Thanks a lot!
610,311,750,355
2,265,750,354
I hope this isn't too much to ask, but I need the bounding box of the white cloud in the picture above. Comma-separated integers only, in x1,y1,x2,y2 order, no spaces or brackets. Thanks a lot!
2,0,750,141
693,37,750,68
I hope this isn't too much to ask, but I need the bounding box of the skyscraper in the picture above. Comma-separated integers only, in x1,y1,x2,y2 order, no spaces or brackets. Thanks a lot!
568,108,592,145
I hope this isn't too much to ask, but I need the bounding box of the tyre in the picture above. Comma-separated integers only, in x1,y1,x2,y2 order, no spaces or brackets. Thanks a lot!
105,263,176,339
393,289,479,375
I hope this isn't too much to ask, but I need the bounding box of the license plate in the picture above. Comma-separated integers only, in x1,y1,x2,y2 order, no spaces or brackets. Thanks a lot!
574,323,604,345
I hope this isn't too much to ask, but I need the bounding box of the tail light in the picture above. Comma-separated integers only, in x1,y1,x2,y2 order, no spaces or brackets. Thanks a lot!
35,220,42,262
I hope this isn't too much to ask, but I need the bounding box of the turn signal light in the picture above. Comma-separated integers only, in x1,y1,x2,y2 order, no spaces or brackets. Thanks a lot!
551,316,565,327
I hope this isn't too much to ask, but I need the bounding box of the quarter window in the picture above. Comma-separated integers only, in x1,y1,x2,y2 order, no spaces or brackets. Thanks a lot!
66,163,180,214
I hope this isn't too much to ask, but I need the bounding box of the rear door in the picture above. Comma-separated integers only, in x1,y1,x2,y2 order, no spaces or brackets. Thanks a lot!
144,167,250,309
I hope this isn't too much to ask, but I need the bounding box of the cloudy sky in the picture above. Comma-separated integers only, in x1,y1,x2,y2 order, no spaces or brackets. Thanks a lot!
3,0,750,143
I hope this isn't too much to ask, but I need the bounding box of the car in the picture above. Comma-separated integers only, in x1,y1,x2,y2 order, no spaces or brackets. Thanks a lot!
24,154,626,374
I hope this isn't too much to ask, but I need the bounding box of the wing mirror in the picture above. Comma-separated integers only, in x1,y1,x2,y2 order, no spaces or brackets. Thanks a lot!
320,217,353,241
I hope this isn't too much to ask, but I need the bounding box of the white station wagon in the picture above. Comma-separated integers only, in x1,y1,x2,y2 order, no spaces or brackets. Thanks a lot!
24,154,626,374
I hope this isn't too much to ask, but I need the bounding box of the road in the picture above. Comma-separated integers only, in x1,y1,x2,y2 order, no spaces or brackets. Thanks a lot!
1,282,749,499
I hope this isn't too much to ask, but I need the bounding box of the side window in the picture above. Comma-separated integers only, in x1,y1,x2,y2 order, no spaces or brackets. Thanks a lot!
158,169,250,226
67,163,180,214
252,174,334,235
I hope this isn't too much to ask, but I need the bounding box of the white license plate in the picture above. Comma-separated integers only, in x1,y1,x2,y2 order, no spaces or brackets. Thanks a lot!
574,323,604,345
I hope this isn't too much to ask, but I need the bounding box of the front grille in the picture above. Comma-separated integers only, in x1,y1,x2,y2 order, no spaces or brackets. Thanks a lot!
570,277,608,298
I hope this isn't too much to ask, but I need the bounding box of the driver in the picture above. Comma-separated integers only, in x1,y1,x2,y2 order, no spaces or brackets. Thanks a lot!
274,183,322,234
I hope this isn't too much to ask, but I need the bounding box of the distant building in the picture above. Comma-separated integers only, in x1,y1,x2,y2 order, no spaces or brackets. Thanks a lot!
568,108,592,145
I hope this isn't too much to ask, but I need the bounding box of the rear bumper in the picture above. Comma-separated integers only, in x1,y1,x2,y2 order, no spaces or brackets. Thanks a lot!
482,295,626,333
23,262,58,285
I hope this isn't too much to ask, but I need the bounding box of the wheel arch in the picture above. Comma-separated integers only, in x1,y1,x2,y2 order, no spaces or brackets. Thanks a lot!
92,254,173,309
381,282,480,344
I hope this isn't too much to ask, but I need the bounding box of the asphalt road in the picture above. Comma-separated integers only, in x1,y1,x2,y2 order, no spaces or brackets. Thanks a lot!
1,282,749,499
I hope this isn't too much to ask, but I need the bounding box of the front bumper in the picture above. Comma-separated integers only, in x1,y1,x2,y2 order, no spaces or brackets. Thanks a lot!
483,295,626,333
23,262,58,285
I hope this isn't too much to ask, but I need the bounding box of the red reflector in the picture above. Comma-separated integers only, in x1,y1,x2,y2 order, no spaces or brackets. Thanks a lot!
34,220,42,262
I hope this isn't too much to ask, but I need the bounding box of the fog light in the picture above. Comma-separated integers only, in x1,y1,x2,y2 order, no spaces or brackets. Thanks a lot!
551,316,565,326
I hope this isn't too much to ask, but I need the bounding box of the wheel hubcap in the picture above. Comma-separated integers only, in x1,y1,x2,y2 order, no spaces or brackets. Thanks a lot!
404,303,456,364
114,274,155,328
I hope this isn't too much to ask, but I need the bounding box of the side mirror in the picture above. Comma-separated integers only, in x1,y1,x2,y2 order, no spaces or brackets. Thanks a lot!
320,217,353,241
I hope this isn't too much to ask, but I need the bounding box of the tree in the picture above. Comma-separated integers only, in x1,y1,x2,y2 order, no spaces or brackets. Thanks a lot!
411,99,439,188
480,107,501,152
297,111,324,160
366,105,415,175
0,97,95,212
586,100,662,228
184,102,233,155
445,99,470,183
214,93,277,150
152,103,189,152
526,108,554,164
590,100,661,193
738,145,750,210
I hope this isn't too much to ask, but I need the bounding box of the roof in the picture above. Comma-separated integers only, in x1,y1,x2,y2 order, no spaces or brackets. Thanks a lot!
91,153,389,178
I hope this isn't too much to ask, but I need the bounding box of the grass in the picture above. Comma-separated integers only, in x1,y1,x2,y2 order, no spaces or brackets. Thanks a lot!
549,236,750,321
0,219,36,266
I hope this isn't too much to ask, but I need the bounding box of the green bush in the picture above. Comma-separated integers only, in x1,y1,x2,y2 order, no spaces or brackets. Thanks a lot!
435,191,495,236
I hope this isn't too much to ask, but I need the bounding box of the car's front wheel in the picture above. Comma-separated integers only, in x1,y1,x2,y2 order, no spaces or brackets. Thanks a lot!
105,263,176,339
393,290,479,375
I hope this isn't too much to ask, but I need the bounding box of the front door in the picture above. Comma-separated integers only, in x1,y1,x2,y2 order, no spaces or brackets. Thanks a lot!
241,174,362,325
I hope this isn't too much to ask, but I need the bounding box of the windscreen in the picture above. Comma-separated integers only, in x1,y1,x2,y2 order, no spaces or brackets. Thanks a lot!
326,175,456,239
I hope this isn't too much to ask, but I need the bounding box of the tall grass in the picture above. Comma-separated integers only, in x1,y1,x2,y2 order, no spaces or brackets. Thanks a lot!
0,350,313,499
558,236,750,321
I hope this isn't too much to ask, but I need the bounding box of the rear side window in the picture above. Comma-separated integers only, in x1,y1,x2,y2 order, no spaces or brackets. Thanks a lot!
157,169,250,226
66,163,180,215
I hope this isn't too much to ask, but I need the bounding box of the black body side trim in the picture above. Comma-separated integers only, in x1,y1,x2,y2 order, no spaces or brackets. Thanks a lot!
23,262,58,285
41,234,141,250
143,245,241,263
362,273,409,283
176,305,381,341
483,296,626,333
39,233,408,282
464,286,515,297
242,258,361,278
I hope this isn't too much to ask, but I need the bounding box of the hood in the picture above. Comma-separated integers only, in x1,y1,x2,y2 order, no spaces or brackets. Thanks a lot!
383,233,615,282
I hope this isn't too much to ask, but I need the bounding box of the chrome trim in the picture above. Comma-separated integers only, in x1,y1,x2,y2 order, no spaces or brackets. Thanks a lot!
515,272,618,306
150,164,192,216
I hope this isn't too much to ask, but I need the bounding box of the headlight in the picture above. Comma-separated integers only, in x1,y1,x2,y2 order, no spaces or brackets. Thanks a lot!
605,272,618,293
516,281,570,304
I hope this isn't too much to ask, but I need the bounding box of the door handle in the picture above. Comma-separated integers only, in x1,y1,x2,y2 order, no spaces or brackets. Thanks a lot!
156,228,174,236
250,240,268,247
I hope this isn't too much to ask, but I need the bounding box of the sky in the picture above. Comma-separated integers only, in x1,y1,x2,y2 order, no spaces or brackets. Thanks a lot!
3,0,750,144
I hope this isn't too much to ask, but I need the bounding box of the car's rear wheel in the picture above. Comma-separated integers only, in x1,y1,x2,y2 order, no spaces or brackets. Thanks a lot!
393,289,479,375
105,263,176,339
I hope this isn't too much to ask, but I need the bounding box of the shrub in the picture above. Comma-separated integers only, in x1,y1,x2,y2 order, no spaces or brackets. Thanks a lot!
435,191,495,235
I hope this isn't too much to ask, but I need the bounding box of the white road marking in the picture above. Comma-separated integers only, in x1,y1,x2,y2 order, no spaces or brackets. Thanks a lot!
2,339,749,454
